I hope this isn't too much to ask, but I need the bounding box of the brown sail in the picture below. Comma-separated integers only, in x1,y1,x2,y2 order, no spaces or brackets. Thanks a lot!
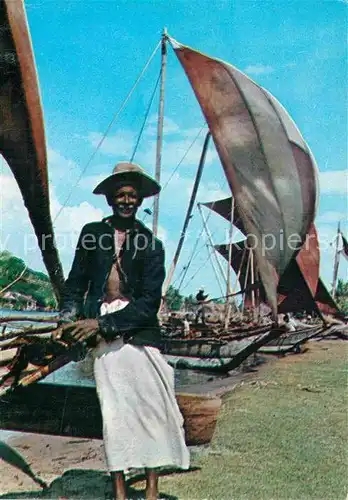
170,37,318,316
0,0,64,300
214,225,338,315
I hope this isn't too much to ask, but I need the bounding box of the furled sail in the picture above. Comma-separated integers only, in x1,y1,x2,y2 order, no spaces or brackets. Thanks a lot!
0,0,64,300
170,36,319,316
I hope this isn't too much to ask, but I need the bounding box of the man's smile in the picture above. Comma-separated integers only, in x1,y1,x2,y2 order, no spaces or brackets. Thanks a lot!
116,203,136,217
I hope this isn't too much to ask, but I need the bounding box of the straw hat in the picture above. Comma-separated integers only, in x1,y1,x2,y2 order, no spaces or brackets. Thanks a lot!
93,162,161,198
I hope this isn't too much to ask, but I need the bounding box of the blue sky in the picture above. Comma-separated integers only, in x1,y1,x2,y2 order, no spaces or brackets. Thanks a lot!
1,0,347,299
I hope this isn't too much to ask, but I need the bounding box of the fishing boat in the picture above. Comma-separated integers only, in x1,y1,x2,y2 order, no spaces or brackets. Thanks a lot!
0,0,328,443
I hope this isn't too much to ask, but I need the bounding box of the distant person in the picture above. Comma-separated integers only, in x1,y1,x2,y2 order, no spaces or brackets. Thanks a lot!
183,315,190,337
195,287,208,325
283,314,297,332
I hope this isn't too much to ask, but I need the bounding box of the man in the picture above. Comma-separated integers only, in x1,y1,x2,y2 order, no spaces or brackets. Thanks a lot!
53,162,189,500
195,287,208,325
183,314,190,337
283,314,298,332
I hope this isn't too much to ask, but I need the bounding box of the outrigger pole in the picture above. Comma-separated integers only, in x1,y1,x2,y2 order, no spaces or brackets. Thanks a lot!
153,28,168,236
162,132,211,296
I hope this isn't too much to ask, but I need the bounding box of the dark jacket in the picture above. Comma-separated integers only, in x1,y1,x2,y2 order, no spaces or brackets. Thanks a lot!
61,217,165,348
196,291,208,302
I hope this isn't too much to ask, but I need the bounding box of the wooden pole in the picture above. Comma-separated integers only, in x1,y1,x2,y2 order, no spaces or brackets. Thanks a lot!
332,222,341,299
250,249,256,321
224,197,235,330
231,247,247,295
241,249,252,316
153,28,167,237
162,132,211,296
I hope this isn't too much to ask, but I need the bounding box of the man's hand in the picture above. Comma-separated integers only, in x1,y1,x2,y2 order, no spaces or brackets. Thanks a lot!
52,319,99,345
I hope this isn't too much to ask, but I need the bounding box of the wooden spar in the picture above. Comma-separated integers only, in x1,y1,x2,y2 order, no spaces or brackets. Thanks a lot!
162,132,211,296
256,269,261,322
241,249,252,316
224,197,235,330
232,247,246,295
331,222,341,299
250,248,257,321
152,28,167,237
250,250,255,308
198,203,228,284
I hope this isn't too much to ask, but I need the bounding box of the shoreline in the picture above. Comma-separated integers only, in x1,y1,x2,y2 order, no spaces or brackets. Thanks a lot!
0,340,345,498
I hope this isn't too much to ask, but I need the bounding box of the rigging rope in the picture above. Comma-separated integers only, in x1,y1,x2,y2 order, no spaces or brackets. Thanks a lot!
205,244,224,297
146,125,206,216
53,39,162,224
176,200,217,291
161,125,206,192
179,248,213,293
176,213,207,292
130,70,161,162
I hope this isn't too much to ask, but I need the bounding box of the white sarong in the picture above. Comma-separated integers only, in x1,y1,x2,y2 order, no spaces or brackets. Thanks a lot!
93,299,190,472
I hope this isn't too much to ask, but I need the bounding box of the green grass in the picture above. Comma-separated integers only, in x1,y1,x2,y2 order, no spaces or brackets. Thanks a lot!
159,341,348,500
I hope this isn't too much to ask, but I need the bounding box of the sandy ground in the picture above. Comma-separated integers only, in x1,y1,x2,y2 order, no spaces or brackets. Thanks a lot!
0,339,345,499
0,433,109,498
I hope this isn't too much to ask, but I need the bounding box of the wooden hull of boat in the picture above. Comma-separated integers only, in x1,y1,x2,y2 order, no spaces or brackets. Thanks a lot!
162,329,282,372
0,379,221,446
258,326,324,354
166,355,233,373
263,326,322,347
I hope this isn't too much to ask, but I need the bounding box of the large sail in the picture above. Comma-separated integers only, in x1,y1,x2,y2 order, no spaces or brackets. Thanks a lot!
170,37,319,316
0,0,64,300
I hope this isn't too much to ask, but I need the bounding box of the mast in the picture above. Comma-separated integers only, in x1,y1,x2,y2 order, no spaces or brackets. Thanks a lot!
224,197,235,330
332,222,341,299
153,28,167,237
162,132,211,295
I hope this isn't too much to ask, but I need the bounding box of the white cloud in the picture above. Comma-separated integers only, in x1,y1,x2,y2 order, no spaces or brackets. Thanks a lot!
86,131,135,157
145,115,181,137
47,147,81,185
79,173,109,190
244,64,274,75
0,171,106,275
319,170,348,195
138,136,217,173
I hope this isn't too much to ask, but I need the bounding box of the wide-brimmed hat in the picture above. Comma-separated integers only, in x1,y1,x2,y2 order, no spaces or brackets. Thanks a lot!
93,162,161,198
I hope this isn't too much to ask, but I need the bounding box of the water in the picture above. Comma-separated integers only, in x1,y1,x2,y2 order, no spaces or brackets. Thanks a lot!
0,308,222,388
0,308,58,333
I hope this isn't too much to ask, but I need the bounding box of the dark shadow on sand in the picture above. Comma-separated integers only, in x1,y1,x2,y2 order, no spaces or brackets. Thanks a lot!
0,467,200,499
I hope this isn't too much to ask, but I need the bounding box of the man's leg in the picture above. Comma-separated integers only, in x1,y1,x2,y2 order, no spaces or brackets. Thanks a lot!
201,306,206,325
195,306,202,324
145,468,158,500
111,471,126,500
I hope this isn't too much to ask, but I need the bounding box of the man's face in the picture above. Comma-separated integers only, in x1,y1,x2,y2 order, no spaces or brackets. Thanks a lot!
108,184,140,218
